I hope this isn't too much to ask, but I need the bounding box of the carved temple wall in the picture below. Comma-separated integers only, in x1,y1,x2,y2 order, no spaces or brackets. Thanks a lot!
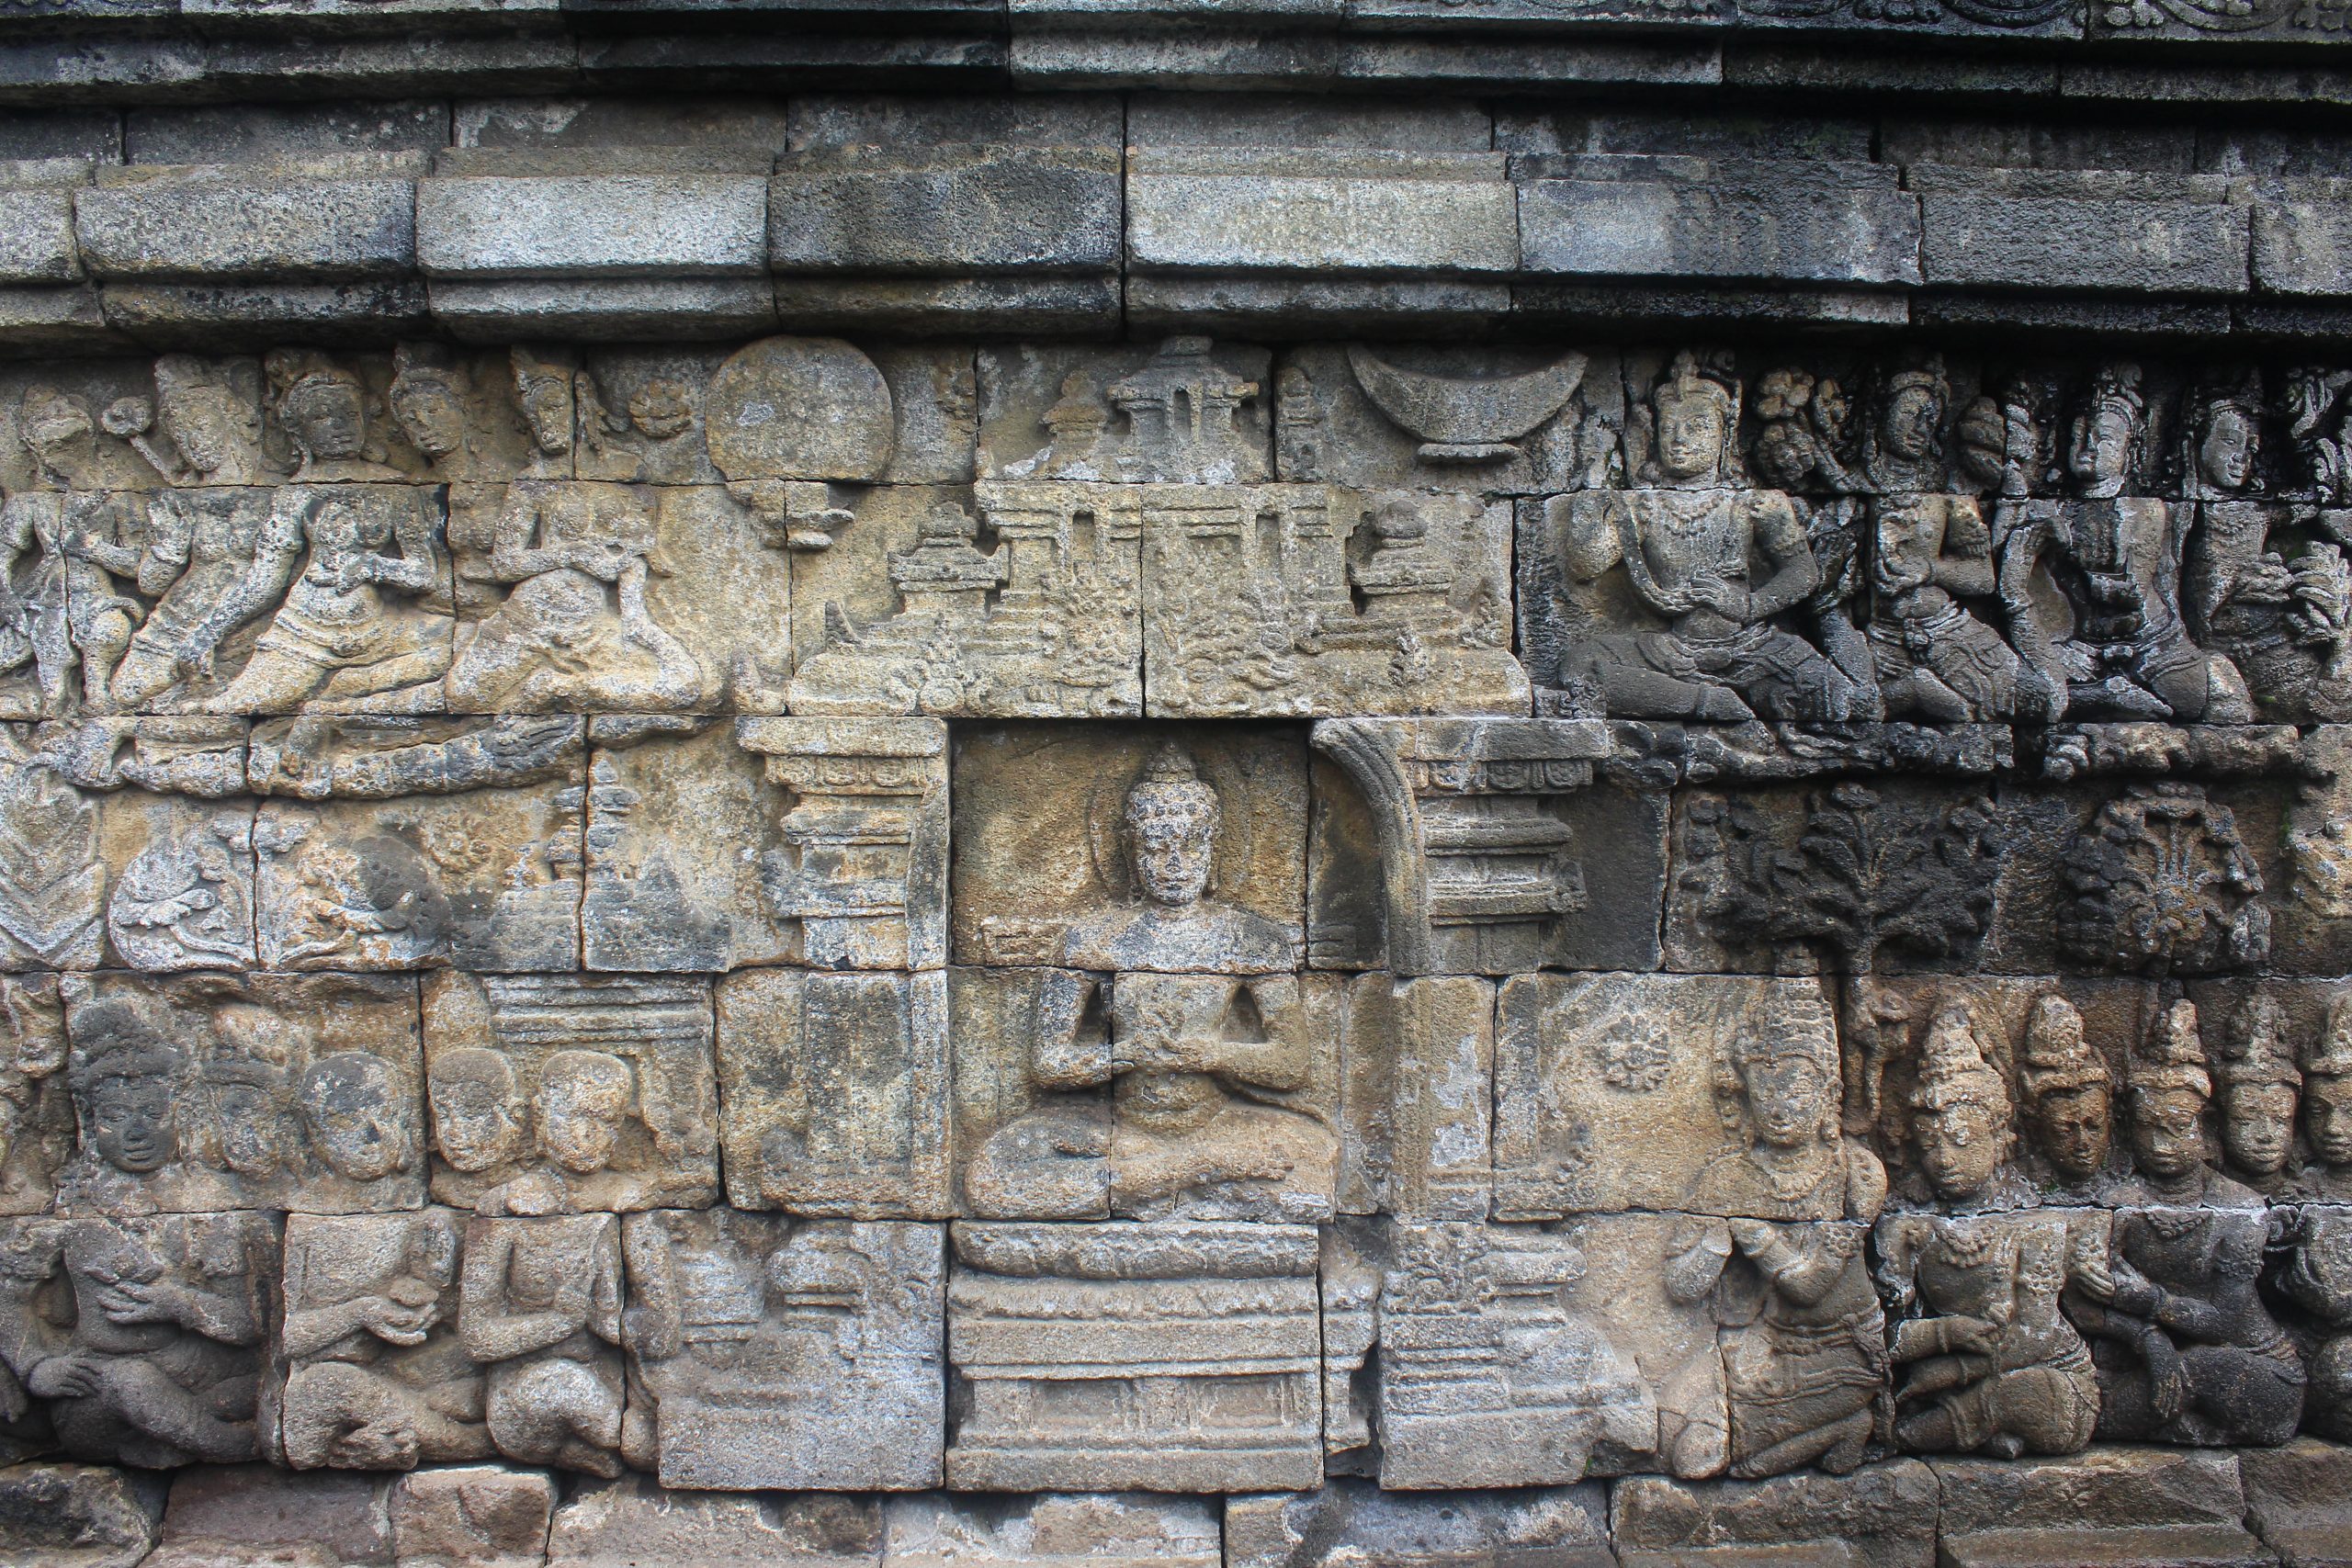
5,17,2352,1565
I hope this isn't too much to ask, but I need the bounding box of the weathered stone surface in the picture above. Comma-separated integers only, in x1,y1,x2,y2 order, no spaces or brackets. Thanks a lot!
547,1473,882,1568
458,1212,628,1475
416,173,768,279
622,1212,944,1489
946,1221,1323,1492
1611,1461,1938,1568
0,185,80,285
885,1493,1218,1568
1306,717,1652,975
1517,157,1922,287
729,716,951,969
786,484,1141,719
76,169,418,283
0,1461,165,1568
1227,1479,1612,1568
255,783,580,972
1139,485,1525,718
389,1463,555,1568
953,965,1339,1223
1127,150,1516,276
1932,1446,2270,1568
1273,343,1592,493
2242,1438,2352,1568
1328,972,1492,1219
144,1464,391,1567
1326,1216,1721,1487
56,971,424,1216
1916,172,2252,295
773,146,1122,275
718,969,950,1215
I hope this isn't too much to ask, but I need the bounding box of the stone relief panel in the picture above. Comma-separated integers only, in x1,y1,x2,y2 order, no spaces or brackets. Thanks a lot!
944,1220,1323,1493
979,339,1273,487
619,1211,944,1491
950,724,1306,973
716,969,950,1219
277,1207,489,1472
0,1211,279,1468
55,972,424,1218
422,973,719,1215
10,327,2352,1540
1495,974,1884,1222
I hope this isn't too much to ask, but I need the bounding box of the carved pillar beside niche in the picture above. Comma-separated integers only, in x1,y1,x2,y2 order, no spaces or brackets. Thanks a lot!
733,716,949,972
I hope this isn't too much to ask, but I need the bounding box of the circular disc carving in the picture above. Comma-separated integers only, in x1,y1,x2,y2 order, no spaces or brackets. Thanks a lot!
704,335,895,482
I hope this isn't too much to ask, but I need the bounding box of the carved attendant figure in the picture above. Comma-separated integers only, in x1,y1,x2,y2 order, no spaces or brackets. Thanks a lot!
2182,374,2352,722
2065,1203,2303,1448
280,1210,488,1469
965,744,1333,1222
1900,1003,2035,1211
1563,351,1862,724
2118,1000,2258,1209
1,389,146,715
1864,362,2056,723
2211,991,2301,1195
1669,991,1890,1479
458,1213,626,1476
0,1215,269,1466
2298,994,2352,1201
2017,995,2121,1202
2001,363,2254,722
1877,1210,2099,1459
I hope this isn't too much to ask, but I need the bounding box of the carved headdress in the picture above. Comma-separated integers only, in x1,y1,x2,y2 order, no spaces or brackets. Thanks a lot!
1713,985,1841,1137
2304,992,2352,1081
67,998,184,1096
1657,348,1740,424
2132,999,2212,1101
2213,990,2301,1090
2017,993,2109,1101
266,349,362,424
1910,1002,2013,1125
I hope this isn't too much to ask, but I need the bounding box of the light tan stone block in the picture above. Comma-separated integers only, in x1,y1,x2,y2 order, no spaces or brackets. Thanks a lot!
56,971,424,1216
620,1212,944,1489
423,972,719,1214
716,968,950,1217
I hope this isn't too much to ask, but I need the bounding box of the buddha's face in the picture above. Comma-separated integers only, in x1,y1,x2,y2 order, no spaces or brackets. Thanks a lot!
2037,1085,2111,1182
1917,1100,2003,1201
2199,407,2255,494
2133,1089,2207,1180
1130,808,1214,908
90,1076,175,1174
2220,1081,2297,1176
2308,1076,2352,1168
1656,391,1728,483
1747,1055,1829,1150
1883,386,1941,462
